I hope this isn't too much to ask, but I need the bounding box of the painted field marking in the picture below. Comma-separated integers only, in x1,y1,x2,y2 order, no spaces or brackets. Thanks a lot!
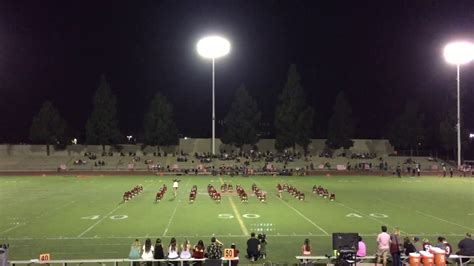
336,202,407,234
247,177,329,236
77,204,123,238
220,177,249,236
163,177,190,237
0,223,23,234
276,194,329,236
415,211,474,231
8,232,469,241
374,196,474,231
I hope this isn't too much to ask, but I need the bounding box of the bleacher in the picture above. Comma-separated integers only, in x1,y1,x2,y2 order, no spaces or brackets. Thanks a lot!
0,141,457,174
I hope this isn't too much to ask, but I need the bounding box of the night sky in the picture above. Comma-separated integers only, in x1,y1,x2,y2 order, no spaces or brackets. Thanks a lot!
0,0,473,146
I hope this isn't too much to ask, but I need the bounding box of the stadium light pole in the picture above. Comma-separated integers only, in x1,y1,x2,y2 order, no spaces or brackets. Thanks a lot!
443,41,474,168
197,36,230,155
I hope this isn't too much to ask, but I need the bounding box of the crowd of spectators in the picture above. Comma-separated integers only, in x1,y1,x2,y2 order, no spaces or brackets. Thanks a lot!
128,237,238,265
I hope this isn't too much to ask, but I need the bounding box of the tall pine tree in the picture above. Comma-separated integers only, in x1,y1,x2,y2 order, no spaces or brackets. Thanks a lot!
29,101,68,155
388,100,424,154
85,74,121,151
143,93,179,151
274,64,313,151
326,91,354,150
221,84,261,150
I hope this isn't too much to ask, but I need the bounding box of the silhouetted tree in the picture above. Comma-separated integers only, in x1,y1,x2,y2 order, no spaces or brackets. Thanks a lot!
85,75,121,151
439,108,470,160
29,101,67,155
388,100,424,154
275,64,313,151
143,93,178,152
221,84,261,150
326,91,354,150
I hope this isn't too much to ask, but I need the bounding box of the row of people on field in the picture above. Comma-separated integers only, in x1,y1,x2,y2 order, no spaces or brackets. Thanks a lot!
207,184,221,202
312,185,336,201
123,185,143,202
251,183,267,202
155,184,167,203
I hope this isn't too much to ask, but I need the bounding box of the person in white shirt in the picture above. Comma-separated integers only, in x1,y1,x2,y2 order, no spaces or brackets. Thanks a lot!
142,238,155,265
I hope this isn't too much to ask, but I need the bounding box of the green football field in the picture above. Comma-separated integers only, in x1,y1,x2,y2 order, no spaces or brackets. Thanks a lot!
0,174,473,263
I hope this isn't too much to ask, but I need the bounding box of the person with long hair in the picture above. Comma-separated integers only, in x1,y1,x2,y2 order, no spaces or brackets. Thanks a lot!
301,238,311,264
390,228,402,266
168,237,179,265
180,238,192,265
153,238,165,266
192,240,205,266
142,238,155,265
129,239,141,262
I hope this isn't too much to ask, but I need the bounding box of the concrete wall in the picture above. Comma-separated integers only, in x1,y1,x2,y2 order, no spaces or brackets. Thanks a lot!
0,139,394,157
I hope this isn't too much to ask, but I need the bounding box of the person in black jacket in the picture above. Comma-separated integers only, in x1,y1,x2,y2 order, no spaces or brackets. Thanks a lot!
153,238,165,266
403,237,417,256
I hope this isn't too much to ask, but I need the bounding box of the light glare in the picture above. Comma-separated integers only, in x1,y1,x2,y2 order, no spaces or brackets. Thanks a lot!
444,41,474,65
197,36,230,59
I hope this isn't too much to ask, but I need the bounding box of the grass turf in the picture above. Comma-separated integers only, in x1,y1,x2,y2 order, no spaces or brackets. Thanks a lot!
0,174,473,263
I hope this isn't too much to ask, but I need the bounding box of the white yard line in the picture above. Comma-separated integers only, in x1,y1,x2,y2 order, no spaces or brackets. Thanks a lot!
276,195,330,236
77,204,122,238
162,178,190,237
162,206,178,237
374,196,474,232
415,211,474,231
336,202,408,234
248,177,329,236
7,232,469,241
0,223,23,234
220,177,249,236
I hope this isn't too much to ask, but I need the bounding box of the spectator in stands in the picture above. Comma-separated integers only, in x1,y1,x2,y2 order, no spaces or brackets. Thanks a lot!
193,240,205,266
246,232,260,261
390,227,402,266
153,238,165,265
128,239,141,262
142,238,154,265
180,239,192,261
168,237,180,263
206,237,223,259
457,233,474,259
357,236,366,257
230,243,240,266
403,237,417,256
376,225,391,266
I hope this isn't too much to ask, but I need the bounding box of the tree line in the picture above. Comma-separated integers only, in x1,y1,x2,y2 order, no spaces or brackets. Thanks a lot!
30,65,468,159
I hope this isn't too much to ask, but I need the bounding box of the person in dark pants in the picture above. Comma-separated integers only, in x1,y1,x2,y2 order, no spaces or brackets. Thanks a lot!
246,232,260,261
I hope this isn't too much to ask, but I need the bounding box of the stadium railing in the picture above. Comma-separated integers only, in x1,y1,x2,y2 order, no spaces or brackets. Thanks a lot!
295,254,473,266
9,257,238,266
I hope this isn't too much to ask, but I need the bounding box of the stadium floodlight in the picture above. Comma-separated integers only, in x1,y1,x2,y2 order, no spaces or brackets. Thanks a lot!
197,36,231,155
470,133,474,139
444,41,474,168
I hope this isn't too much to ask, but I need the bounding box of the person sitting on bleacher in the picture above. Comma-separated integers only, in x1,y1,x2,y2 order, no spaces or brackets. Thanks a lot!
457,233,474,260
357,236,366,257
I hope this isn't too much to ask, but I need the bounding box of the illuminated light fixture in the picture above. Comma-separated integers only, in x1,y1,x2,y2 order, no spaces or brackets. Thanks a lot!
443,41,474,167
197,35,231,155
